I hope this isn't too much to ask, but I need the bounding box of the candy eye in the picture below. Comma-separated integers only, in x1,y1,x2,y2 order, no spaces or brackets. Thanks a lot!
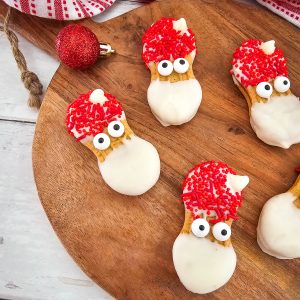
93,133,110,150
108,121,125,138
157,60,173,76
191,218,210,238
212,222,231,242
173,58,189,74
274,76,290,93
256,82,273,98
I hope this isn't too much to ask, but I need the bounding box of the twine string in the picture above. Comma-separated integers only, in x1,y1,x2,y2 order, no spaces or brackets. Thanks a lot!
0,7,43,108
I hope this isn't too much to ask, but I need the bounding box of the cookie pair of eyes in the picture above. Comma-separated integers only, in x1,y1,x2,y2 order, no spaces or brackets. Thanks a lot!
191,218,231,242
256,76,290,98
157,58,190,76
93,121,125,150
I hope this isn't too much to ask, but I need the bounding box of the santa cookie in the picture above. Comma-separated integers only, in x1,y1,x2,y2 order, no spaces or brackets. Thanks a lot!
66,89,160,196
142,18,202,126
231,39,300,149
257,168,300,259
173,161,249,294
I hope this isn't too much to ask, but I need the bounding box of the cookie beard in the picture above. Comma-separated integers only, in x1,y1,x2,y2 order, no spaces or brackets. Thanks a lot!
250,94,300,149
98,136,160,196
147,78,202,126
172,234,236,294
257,191,300,259
232,75,300,148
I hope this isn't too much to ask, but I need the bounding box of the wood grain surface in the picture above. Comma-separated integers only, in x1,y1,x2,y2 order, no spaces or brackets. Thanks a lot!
5,0,300,298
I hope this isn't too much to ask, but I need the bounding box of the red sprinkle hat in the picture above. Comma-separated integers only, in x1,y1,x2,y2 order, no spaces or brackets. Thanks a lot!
181,161,243,224
230,39,288,87
142,17,196,66
66,89,123,141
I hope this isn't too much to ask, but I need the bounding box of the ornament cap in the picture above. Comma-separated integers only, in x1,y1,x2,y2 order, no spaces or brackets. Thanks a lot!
99,43,116,56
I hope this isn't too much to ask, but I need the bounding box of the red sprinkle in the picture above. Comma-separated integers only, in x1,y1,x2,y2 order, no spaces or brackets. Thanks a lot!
231,39,288,87
295,167,300,173
66,90,123,141
142,18,196,67
181,161,242,224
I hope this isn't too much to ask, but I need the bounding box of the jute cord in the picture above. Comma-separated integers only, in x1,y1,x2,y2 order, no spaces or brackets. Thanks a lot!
0,7,43,108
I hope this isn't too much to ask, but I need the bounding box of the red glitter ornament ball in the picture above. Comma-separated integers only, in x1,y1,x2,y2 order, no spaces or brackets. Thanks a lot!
55,24,100,70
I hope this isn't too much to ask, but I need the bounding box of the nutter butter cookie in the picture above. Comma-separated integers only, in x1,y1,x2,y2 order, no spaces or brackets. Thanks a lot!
142,17,202,126
172,161,249,294
66,88,160,196
257,168,300,259
231,39,300,149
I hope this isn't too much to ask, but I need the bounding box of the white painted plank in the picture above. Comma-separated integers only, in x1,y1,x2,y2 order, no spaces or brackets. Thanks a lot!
0,33,59,123
0,121,112,300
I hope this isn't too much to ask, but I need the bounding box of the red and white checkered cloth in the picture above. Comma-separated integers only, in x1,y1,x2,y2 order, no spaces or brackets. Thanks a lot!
256,0,300,27
2,0,116,20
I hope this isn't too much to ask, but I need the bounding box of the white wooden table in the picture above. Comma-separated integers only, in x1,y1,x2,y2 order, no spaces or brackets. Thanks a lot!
0,1,266,299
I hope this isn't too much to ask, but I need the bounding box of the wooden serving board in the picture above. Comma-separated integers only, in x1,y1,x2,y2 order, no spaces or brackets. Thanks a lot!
3,0,300,298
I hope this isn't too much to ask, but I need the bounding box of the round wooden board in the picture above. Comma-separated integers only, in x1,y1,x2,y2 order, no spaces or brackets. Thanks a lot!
32,0,300,299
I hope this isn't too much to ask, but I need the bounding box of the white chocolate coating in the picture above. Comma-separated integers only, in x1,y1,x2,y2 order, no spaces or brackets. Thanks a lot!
250,94,300,148
147,79,202,126
231,60,245,85
257,191,300,259
99,136,160,196
173,234,236,294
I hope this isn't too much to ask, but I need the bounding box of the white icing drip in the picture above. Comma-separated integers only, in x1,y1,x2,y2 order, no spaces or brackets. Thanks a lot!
173,18,188,34
172,234,236,294
231,59,248,85
226,174,249,193
190,49,196,62
147,79,202,126
71,127,87,141
259,40,276,55
99,136,160,196
257,191,300,259
89,89,107,104
250,94,300,148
